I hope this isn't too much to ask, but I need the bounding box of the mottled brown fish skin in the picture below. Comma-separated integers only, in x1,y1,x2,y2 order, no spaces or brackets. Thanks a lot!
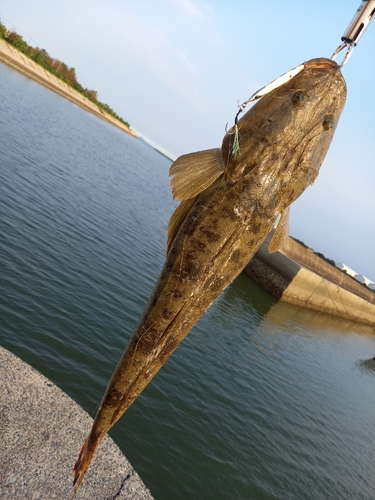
72,58,346,495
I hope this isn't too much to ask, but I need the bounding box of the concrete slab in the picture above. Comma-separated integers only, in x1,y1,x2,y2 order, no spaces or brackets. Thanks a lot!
245,231,375,327
0,346,154,500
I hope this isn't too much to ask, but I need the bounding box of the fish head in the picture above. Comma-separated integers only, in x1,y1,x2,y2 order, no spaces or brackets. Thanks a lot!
223,57,347,191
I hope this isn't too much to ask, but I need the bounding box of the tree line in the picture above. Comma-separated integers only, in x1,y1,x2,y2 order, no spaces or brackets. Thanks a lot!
0,21,131,128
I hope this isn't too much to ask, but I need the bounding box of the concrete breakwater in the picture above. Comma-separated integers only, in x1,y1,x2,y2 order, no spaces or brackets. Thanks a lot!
0,39,136,138
0,346,153,499
245,232,375,327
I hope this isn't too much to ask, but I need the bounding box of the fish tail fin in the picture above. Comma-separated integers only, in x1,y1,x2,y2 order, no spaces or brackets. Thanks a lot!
72,434,98,498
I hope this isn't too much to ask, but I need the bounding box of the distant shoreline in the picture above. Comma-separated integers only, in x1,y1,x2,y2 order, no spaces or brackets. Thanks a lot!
0,39,137,138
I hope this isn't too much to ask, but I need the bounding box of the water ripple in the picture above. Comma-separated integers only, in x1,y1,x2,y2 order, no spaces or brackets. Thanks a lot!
1,64,375,500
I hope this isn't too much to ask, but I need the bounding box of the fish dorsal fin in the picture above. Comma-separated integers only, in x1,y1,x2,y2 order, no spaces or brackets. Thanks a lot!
169,148,225,201
167,197,196,252
268,207,290,253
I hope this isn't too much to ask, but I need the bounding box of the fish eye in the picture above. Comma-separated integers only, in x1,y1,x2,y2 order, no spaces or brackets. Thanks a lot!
323,115,334,131
291,91,306,108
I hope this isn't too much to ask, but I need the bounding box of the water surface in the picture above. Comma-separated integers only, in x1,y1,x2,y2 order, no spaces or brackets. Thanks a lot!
1,64,375,500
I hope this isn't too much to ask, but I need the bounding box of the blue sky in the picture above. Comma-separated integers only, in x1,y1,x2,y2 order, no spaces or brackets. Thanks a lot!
1,0,374,280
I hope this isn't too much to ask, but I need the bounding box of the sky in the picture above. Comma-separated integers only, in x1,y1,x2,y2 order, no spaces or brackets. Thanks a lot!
1,0,374,280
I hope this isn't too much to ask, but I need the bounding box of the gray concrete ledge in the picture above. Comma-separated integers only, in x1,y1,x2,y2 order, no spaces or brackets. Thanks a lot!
244,232,375,327
0,346,154,500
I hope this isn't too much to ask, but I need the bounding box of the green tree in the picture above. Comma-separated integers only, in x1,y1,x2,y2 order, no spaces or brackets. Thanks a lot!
84,89,98,101
5,30,28,52
0,22,6,38
1,23,131,128
31,48,49,66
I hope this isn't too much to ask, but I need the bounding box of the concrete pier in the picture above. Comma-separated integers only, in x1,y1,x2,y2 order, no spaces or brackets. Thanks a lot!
245,232,375,327
0,346,154,500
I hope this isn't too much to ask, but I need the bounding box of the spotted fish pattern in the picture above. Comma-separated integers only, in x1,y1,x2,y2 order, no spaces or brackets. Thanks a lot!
72,58,346,495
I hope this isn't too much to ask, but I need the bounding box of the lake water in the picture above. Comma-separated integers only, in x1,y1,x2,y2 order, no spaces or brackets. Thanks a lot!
1,63,375,500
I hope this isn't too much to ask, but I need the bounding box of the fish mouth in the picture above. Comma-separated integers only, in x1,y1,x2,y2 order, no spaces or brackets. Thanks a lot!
304,58,340,71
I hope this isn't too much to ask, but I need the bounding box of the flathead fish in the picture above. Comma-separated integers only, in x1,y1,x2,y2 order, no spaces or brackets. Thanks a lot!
72,58,346,495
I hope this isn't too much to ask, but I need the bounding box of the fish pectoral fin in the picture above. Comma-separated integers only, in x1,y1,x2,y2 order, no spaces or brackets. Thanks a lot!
167,197,197,252
169,148,225,201
268,207,290,253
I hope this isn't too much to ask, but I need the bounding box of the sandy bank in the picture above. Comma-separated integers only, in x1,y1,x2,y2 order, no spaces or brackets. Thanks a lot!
0,39,137,138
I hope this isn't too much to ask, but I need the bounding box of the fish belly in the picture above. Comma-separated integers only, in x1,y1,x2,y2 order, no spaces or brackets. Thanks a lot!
98,184,278,429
